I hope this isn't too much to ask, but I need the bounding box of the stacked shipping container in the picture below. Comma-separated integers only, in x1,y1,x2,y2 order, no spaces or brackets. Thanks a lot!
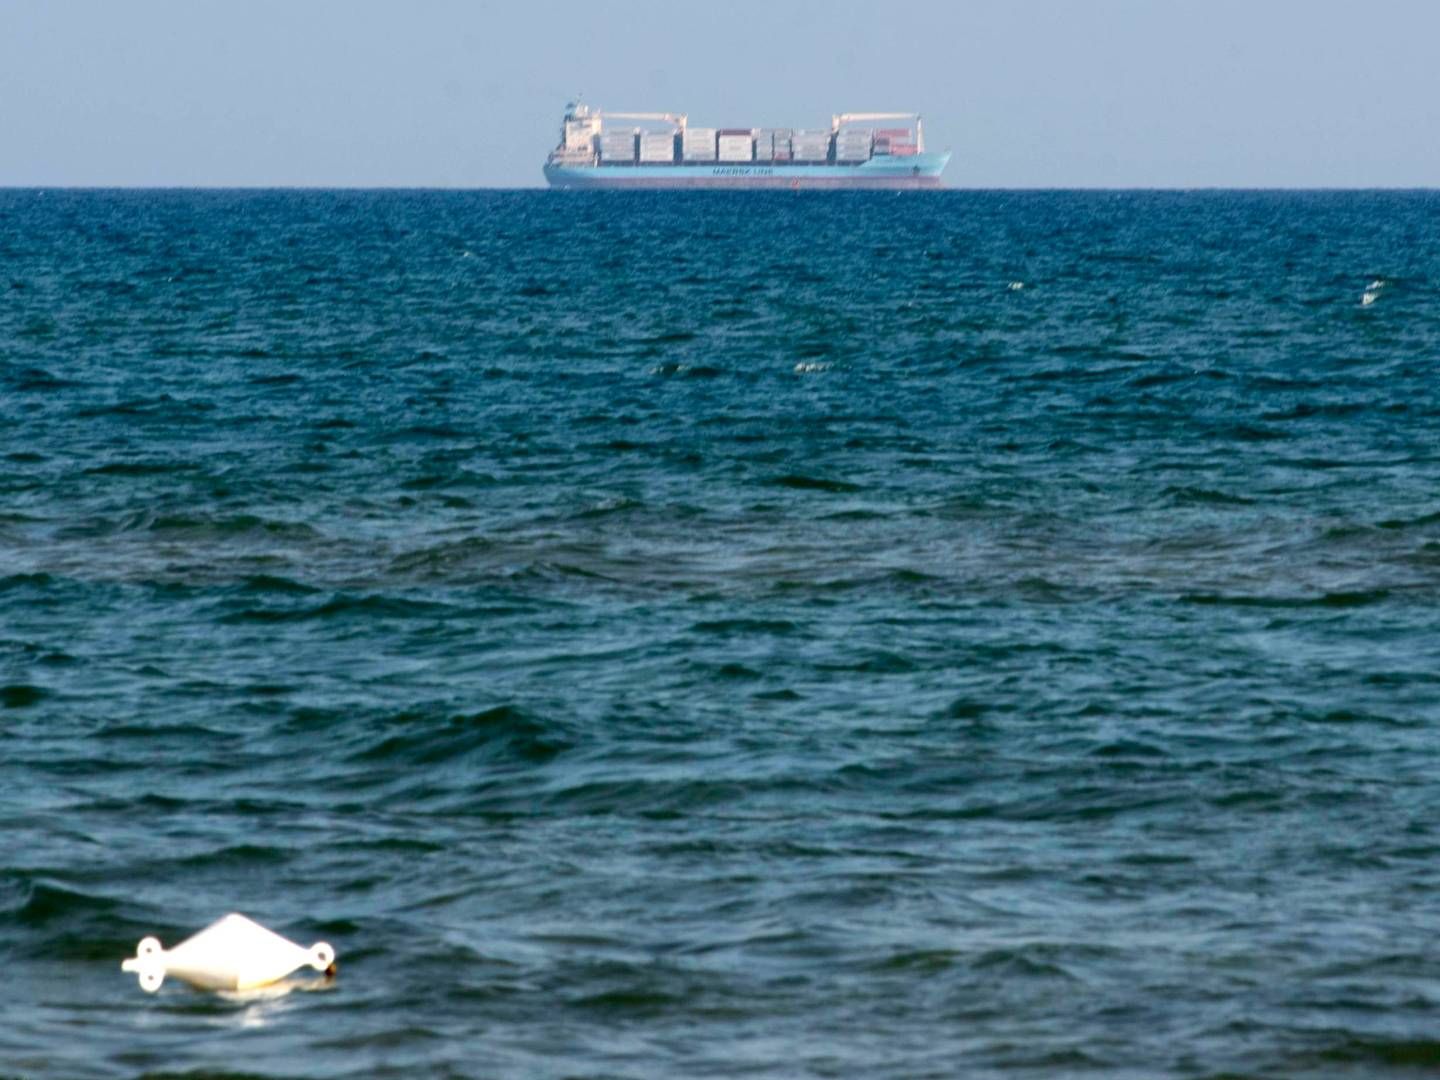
639,133,677,163
873,127,918,156
599,131,637,162
717,131,753,162
682,128,717,161
793,131,825,161
754,129,792,161
835,128,873,162
582,120,916,167
791,130,831,162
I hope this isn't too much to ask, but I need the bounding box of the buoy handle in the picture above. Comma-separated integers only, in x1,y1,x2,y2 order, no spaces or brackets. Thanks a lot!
308,942,335,971
122,937,167,992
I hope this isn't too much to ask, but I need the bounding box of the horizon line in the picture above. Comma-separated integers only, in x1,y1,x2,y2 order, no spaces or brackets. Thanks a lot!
3,184,1438,193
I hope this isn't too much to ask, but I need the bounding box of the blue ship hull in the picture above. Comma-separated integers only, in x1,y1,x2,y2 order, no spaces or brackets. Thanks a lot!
544,152,951,190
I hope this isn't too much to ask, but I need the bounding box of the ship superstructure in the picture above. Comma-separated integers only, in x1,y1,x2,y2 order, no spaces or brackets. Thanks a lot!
543,101,950,189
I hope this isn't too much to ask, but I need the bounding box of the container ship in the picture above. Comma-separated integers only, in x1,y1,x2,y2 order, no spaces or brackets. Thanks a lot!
544,101,950,190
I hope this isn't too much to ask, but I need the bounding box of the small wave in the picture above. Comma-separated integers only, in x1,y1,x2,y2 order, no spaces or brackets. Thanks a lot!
351,705,571,767
1261,401,1368,421
4,365,77,392
0,878,145,960
970,945,1086,980
1376,510,1440,530
769,474,862,494
74,395,214,419
146,513,320,540
649,361,723,378
236,574,320,595
1180,589,1391,609
220,593,451,624
711,662,761,680
1216,423,1288,442
1,684,48,708
690,618,799,636
84,460,196,477
817,650,918,674
1319,1036,1440,1067
1089,738,1168,758
96,721,229,740
4,879,116,928
1127,368,1195,389
1162,485,1256,507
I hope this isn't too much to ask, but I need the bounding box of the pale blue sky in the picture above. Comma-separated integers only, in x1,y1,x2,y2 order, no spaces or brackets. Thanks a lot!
2,0,1436,187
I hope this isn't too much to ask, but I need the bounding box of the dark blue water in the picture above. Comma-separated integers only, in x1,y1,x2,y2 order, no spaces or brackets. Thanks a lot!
4,188,1440,1079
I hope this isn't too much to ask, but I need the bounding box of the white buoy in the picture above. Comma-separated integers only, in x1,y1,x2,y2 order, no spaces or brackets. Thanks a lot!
122,913,334,993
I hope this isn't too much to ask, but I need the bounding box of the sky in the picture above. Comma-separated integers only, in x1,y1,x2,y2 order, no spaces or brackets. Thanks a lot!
2,0,1437,188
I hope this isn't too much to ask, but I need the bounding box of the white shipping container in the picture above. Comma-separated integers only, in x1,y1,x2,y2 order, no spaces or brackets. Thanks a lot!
600,137,636,161
753,134,774,159
682,129,717,160
717,135,752,155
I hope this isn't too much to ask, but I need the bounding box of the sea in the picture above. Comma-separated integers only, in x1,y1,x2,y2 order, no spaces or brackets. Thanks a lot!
3,188,1440,1079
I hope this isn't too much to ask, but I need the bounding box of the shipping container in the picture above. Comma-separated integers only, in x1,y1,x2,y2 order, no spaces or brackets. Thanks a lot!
639,136,676,163
753,133,774,160
599,132,637,162
682,128,717,160
717,134,753,159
